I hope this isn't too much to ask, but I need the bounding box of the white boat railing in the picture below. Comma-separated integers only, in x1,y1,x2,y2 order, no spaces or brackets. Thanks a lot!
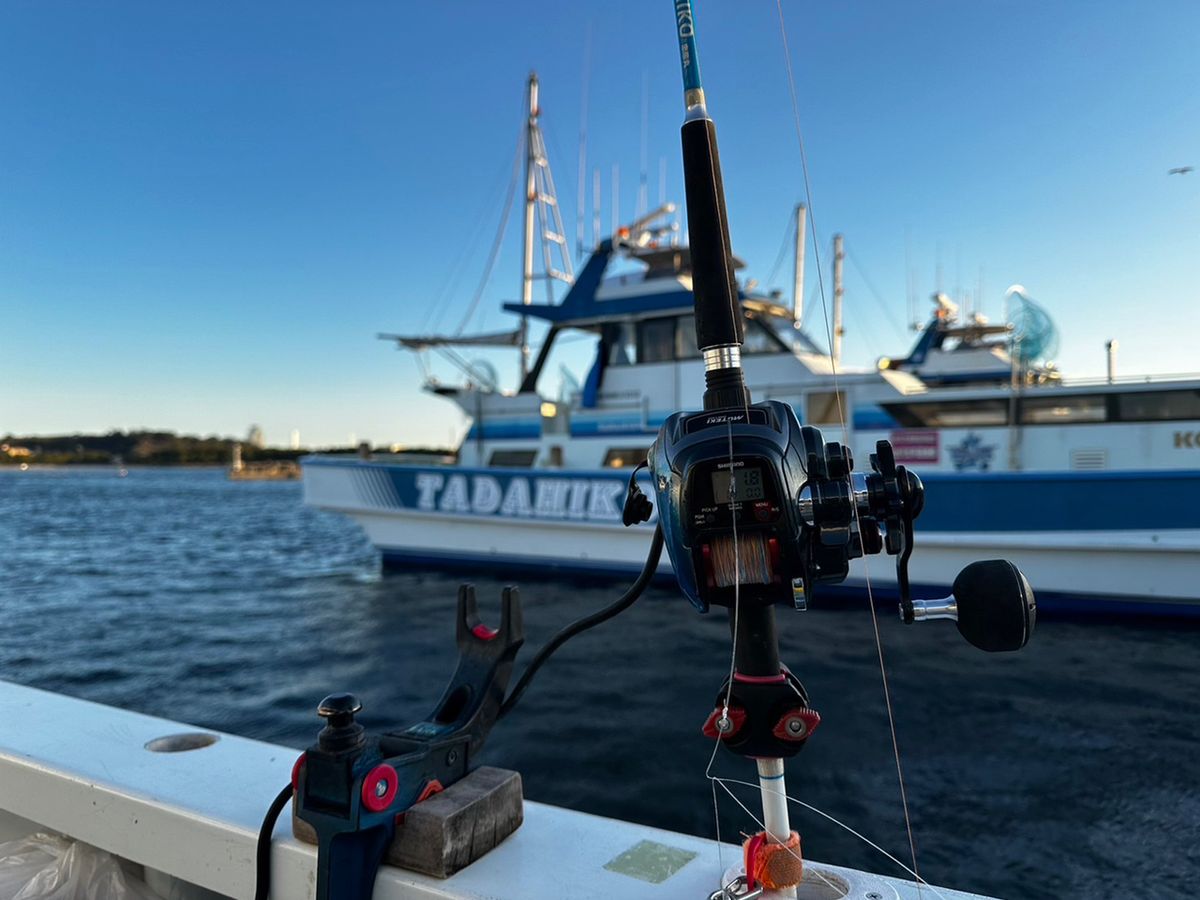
0,680,994,900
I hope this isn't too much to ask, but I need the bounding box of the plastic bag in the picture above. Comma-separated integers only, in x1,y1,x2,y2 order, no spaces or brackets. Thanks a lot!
0,833,162,900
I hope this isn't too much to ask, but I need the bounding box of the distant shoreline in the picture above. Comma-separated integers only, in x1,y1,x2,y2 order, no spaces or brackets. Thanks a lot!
0,463,229,471
2,431,454,469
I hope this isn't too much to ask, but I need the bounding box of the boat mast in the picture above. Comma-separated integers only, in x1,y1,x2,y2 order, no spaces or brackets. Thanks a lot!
519,73,538,381
832,232,845,365
792,202,807,326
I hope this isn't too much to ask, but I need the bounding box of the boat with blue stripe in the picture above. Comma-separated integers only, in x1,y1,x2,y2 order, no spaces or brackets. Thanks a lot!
303,74,1200,617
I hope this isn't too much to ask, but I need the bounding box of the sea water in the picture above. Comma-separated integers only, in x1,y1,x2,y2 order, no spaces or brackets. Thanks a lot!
1,467,1196,899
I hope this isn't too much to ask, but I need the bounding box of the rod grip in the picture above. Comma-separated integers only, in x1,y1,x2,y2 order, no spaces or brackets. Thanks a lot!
681,117,743,351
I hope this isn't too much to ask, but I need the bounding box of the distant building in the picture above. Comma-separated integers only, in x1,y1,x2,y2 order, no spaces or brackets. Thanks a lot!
290,430,301,451
1,443,31,458
247,425,266,449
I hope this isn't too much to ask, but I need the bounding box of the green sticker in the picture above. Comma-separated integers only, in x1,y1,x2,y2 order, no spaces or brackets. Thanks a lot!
603,839,698,884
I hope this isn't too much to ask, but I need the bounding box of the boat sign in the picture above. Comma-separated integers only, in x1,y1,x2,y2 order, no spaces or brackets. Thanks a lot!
321,461,655,524
889,430,940,464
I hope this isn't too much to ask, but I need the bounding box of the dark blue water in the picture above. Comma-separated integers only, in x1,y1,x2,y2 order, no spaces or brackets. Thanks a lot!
1,468,1196,898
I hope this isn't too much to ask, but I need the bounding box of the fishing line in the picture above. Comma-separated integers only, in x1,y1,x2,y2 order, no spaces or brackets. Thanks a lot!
708,776,870,899
710,775,950,900
774,0,923,887
704,420,747,873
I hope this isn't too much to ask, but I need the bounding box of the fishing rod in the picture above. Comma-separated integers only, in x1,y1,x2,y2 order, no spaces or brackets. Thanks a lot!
654,2,1037,896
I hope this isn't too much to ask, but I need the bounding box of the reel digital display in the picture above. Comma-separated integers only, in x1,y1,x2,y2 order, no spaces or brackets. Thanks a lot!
711,467,765,504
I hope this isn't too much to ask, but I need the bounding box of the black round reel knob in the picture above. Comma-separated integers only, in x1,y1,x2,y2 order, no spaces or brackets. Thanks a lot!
953,560,1036,652
913,560,1036,652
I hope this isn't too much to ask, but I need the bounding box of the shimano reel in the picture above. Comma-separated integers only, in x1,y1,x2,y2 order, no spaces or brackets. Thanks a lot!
649,399,922,615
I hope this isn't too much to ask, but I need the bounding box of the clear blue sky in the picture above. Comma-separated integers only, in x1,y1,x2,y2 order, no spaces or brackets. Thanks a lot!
2,1,1197,447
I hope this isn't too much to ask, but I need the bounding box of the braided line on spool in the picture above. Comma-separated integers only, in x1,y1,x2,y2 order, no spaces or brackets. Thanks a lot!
709,533,773,588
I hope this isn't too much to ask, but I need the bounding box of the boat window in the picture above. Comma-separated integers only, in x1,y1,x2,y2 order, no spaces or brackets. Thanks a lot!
759,313,825,355
602,447,649,468
1020,395,1106,425
637,318,676,364
806,391,846,425
488,449,537,468
743,316,789,355
675,315,702,359
882,399,1009,427
604,322,637,367
1113,389,1200,422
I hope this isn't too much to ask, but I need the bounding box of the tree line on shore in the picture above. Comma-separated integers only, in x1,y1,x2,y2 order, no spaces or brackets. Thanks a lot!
0,431,448,466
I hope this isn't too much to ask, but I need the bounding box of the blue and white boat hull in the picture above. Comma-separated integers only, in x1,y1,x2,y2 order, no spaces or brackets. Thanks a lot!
303,457,1200,617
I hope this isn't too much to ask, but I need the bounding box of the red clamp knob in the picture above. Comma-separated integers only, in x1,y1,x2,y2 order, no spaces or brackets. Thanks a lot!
701,706,747,739
771,707,821,742
361,764,399,813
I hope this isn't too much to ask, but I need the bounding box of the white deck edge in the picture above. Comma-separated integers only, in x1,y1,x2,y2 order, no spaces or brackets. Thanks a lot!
0,680,994,899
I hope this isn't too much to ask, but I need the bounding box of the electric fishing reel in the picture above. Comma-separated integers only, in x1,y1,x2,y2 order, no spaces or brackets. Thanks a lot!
647,398,1035,653
648,399,921,614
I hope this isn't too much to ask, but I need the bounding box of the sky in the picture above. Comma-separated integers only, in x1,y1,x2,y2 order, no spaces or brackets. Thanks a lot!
2,1,1197,448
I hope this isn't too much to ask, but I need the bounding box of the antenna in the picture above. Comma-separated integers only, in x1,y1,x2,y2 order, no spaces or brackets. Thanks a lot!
592,167,601,249
905,228,917,330
611,163,620,235
638,72,650,218
792,203,807,326
832,234,845,366
576,24,592,260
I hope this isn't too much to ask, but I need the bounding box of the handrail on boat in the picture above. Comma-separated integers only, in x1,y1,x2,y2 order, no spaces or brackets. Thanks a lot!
894,371,1200,396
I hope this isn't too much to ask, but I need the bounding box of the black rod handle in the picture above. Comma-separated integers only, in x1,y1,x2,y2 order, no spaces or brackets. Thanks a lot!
681,116,743,352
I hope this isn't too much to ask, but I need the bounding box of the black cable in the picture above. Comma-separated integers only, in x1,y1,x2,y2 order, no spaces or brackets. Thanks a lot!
499,527,664,719
254,781,294,900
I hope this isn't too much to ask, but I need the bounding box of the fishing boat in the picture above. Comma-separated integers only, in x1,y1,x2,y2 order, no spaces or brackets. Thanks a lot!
301,73,1200,618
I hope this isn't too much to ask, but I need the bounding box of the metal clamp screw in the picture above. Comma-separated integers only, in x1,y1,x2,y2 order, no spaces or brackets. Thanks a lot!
707,875,764,900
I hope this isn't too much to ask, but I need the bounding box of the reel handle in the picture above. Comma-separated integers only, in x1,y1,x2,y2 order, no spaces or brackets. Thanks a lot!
908,559,1036,652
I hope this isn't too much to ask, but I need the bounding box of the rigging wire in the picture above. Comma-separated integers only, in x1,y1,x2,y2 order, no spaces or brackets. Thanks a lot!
846,248,909,340
453,122,524,336
763,206,797,291
773,0,923,889
419,124,523,335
